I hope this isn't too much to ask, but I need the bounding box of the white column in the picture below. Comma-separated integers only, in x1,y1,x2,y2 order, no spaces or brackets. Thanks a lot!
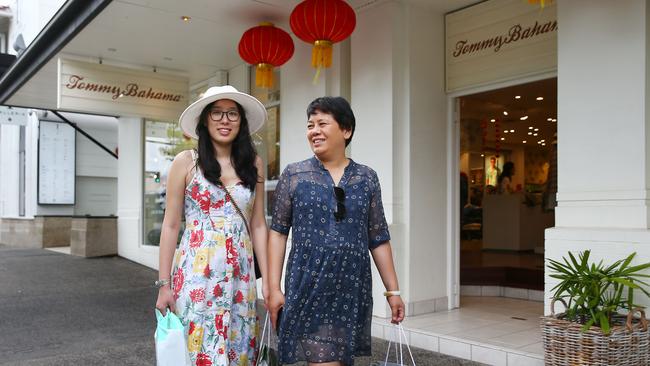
352,1,449,317
116,117,157,268
546,0,650,312
0,124,20,217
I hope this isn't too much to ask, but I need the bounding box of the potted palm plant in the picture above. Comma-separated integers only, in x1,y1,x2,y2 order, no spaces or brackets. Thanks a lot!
542,250,650,365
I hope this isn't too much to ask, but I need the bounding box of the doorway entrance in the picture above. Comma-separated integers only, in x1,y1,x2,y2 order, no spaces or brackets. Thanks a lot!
458,78,557,295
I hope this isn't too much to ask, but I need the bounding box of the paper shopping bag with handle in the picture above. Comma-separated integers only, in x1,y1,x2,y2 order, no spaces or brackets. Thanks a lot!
257,311,280,366
371,323,417,366
155,308,191,366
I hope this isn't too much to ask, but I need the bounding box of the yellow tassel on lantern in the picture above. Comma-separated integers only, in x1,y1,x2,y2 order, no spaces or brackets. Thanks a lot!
528,0,553,8
255,63,274,88
311,40,333,84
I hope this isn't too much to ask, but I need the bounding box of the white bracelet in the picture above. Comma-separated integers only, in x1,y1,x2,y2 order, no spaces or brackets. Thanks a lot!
383,290,401,297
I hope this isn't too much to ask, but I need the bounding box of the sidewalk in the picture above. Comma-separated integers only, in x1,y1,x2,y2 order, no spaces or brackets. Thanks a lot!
0,245,482,365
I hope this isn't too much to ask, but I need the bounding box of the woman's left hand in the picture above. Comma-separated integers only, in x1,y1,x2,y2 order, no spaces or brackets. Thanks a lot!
388,295,405,324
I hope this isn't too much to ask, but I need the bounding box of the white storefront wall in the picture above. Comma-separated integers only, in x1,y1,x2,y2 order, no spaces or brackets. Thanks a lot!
546,0,650,312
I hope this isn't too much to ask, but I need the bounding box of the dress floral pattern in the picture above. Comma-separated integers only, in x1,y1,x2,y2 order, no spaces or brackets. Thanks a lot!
271,157,390,366
172,159,258,366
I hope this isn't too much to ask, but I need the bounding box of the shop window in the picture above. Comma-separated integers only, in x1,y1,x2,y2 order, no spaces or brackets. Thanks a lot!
250,68,281,218
143,120,196,246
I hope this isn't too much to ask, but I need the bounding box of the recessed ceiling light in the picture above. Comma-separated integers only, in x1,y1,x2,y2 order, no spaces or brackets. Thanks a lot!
542,143,546,146
522,140,527,143
490,119,496,122
536,96,544,101
500,137,505,141
528,132,532,135
534,128,539,131
515,95,521,99
480,154,484,157
529,126,533,130
533,133,538,136
504,130,509,134
520,116,528,120
181,15,191,22
547,118,553,121
510,129,515,133
503,111,508,116
552,119,557,122
107,47,117,52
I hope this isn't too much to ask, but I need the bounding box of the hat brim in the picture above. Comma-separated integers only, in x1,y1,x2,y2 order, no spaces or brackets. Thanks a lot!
179,91,267,139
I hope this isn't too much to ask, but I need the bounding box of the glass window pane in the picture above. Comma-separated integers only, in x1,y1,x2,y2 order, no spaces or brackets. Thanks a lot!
143,120,196,246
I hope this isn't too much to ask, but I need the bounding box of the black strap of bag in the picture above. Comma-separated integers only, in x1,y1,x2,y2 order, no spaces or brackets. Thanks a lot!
220,184,262,280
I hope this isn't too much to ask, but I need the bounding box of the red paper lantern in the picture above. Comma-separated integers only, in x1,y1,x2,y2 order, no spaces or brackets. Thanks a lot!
290,0,356,78
238,22,294,88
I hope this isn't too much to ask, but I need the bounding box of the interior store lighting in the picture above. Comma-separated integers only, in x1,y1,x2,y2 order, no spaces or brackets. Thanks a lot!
500,137,505,141
515,95,521,99
510,129,515,133
534,128,539,131
536,96,544,101
522,140,527,143
503,111,508,116
181,15,191,22
529,126,533,129
533,133,538,136
547,118,553,121
528,132,533,135
520,116,528,120
490,119,496,122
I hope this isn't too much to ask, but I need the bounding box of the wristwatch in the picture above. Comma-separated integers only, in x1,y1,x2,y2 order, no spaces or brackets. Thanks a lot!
154,279,170,288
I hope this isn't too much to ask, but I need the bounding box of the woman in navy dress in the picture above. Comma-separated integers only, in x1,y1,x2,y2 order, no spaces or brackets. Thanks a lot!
267,97,405,366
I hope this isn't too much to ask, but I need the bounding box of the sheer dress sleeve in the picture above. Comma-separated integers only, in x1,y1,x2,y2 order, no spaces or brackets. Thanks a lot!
270,165,293,235
368,170,390,249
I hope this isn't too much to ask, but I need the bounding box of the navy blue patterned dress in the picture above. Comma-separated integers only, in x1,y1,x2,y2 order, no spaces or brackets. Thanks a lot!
271,156,390,365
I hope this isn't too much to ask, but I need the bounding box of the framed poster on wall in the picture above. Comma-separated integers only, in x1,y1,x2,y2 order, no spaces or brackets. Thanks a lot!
38,121,76,204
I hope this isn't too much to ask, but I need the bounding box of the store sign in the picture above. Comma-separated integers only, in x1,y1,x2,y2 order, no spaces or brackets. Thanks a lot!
0,106,28,126
58,59,189,122
446,0,557,92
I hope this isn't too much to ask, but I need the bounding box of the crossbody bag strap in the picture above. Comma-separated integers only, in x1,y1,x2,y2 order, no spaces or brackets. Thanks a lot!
221,185,251,236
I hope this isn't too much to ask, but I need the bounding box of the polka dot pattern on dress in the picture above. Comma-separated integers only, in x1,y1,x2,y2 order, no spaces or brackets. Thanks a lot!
271,157,390,365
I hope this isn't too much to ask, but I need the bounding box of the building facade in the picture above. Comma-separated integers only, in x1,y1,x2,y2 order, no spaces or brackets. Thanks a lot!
1,0,649,327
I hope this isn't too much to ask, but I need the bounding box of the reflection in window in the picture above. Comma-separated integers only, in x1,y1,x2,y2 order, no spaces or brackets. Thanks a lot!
143,120,196,246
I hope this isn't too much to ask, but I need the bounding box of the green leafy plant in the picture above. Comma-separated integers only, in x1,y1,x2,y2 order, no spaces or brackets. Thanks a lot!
548,250,650,335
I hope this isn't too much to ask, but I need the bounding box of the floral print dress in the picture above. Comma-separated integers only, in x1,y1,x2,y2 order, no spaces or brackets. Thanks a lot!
171,161,258,366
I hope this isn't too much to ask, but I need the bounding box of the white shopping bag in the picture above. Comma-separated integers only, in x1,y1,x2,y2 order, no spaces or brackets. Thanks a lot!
257,312,279,366
372,323,416,366
155,308,191,366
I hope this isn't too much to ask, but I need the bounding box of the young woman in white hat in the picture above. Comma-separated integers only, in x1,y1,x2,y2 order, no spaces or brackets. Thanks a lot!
155,85,269,365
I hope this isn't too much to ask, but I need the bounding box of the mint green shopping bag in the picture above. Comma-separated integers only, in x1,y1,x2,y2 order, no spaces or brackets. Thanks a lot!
155,309,191,366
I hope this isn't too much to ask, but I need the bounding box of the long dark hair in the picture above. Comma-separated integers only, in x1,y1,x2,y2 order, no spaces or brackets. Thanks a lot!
195,100,259,192
498,162,515,184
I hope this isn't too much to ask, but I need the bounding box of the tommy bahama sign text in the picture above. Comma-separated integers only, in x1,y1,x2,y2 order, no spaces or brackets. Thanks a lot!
65,75,183,102
453,20,557,58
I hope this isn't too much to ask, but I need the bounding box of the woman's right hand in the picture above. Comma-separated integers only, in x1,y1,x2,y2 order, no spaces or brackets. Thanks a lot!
155,286,176,315
267,289,285,330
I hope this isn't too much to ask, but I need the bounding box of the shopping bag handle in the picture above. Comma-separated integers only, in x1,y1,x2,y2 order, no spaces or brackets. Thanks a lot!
383,323,416,366
256,311,273,365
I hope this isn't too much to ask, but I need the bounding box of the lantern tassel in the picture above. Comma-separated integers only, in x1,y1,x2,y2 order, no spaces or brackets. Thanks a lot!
256,63,274,88
311,40,333,83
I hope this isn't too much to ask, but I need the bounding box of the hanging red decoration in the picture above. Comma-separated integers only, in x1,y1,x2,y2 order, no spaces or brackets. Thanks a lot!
238,22,294,88
290,0,356,81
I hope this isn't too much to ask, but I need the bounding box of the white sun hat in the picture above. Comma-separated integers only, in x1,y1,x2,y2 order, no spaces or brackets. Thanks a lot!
179,85,267,139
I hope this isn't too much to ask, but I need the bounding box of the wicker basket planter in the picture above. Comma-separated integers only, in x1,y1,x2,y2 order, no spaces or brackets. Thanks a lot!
541,300,650,366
